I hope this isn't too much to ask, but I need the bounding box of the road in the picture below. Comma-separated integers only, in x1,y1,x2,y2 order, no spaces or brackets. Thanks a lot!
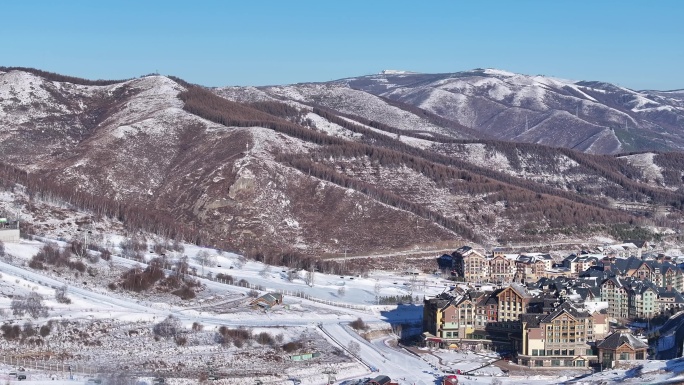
0,258,442,384
321,323,439,385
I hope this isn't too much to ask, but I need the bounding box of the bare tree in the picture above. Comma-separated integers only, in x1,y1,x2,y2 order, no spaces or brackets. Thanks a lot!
153,315,182,338
55,285,71,304
235,255,246,269
305,270,315,287
11,292,49,318
286,270,299,282
195,250,217,268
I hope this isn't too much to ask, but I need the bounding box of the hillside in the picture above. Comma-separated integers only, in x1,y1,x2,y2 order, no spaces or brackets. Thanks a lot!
219,68,684,154
1,67,684,257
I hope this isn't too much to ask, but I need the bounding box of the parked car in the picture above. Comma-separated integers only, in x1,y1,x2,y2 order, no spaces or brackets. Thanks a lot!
17,374,27,381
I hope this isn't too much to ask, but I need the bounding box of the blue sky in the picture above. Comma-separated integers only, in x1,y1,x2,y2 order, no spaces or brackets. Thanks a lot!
2,0,682,90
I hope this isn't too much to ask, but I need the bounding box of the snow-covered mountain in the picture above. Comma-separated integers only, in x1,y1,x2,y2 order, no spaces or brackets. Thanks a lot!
219,68,684,154
2,67,684,255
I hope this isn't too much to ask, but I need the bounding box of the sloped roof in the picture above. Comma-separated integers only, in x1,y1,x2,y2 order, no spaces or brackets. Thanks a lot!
624,240,647,248
540,302,590,323
368,375,391,385
612,257,644,275
521,314,544,329
658,289,684,303
509,282,532,299
597,331,648,350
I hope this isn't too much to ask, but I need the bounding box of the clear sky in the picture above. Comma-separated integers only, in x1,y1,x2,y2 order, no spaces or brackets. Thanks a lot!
2,0,682,90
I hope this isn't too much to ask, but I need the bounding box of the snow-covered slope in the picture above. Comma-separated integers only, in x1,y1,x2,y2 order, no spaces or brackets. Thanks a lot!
220,69,684,154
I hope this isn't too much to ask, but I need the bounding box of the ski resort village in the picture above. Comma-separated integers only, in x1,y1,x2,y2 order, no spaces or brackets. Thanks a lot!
3,210,684,385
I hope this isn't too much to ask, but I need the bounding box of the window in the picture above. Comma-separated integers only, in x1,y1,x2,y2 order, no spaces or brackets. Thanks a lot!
551,359,560,366
535,360,544,367
539,350,545,356
569,349,575,356
586,349,593,355
554,350,560,356
636,351,644,360
576,360,585,367
532,349,538,356
546,350,553,356
620,352,630,360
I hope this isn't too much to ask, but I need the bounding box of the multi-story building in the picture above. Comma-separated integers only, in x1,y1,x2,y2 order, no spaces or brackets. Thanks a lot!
628,280,659,319
475,291,499,327
422,291,489,344
515,255,549,283
596,331,648,368
497,283,532,322
656,287,684,314
600,277,630,320
563,254,600,274
489,254,516,284
518,302,602,368
423,292,453,344
609,257,684,292
452,246,488,283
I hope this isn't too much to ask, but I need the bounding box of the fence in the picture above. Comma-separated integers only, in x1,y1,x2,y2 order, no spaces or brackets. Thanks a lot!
0,355,97,376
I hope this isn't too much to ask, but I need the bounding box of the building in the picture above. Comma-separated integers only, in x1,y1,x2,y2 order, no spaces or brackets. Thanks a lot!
452,246,488,283
515,255,549,283
250,292,283,309
496,283,532,322
440,292,482,339
489,254,516,284
364,376,392,385
656,287,684,314
600,243,641,259
563,254,600,274
475,291,499,327
628,280,659,319
596,331,648,368
423,293,452,342
517,302,601,368
600,278,630,320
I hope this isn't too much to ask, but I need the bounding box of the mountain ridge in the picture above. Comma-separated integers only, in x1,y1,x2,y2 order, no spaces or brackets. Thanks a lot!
1,67,684,257
221,67,684,154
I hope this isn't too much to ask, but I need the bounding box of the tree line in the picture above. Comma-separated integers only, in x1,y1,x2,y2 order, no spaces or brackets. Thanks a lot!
0,162,204,244
177,84,652,241
0,66,131,86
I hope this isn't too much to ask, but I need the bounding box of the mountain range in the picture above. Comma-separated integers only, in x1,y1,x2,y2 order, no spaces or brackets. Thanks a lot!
1,66,684,257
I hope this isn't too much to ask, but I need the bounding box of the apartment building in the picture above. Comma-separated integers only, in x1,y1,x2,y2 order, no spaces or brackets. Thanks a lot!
518,302,602,368
496,283,532,322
